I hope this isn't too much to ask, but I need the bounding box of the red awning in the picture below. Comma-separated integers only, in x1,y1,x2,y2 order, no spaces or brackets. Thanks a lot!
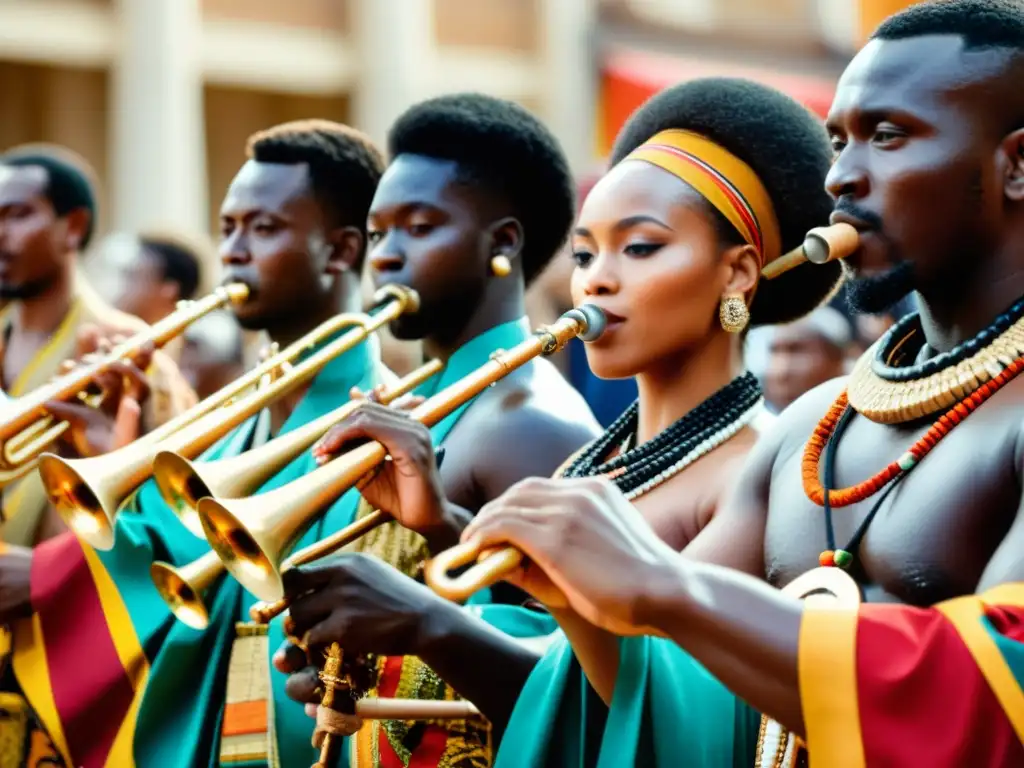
598,48,837,156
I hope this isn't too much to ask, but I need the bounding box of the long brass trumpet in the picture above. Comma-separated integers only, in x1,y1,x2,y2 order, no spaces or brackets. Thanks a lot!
152,360,442,523
760,222,859,280
198,304,607,604
150,359,442,630
0,283,250,485
39,284,419,550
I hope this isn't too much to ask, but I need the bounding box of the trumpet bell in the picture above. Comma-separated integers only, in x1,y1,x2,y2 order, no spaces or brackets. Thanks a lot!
198,496,286,603
151,452,215,536
150,561,210,630
37,452,117,550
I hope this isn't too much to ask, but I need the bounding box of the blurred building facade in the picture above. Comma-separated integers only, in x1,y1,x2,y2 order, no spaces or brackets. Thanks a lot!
0,0,916,278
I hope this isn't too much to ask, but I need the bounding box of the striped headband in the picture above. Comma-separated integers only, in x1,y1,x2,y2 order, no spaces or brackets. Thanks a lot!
624,129,782,268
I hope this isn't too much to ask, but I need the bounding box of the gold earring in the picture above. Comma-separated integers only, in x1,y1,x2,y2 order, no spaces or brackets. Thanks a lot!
490,255,512,277
719,294,750,334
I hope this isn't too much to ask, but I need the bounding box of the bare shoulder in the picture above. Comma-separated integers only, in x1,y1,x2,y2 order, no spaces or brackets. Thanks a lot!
768,376,848,461
461,359,602,495
487,360,598,450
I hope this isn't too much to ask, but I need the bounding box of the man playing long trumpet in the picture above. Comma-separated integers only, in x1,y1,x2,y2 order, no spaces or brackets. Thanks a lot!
441,1,1024,765
0,121,389,768
0,145,196,546
275,93,602,767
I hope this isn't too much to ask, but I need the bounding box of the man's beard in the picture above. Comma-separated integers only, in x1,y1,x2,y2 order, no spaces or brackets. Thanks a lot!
0,277,54,301
842,260,915,315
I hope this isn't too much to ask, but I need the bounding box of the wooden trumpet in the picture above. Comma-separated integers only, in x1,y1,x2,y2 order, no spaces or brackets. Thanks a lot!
197,304,607,605
424,225,862,601
760,222,860,280
149,360,441,630
38,285,418,550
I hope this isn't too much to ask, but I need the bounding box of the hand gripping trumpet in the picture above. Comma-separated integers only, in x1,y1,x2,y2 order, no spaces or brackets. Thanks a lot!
197,303,607,605
149,359,443,631
37,285,418,551
424,225,863,602
0,283,250,486
150,361,444,526
213,305,604,768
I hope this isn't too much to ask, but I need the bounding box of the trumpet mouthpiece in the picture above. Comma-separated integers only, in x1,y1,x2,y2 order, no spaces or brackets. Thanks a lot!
760,222,860,280
570,304,607,342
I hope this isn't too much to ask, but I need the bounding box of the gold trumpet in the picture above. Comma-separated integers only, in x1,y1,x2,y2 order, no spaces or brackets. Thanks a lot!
198,304,607,604
153,359,443,525
760,222,860,280
39,284,419,551
0,283,250,485
425,225,864,600
149,359,442,630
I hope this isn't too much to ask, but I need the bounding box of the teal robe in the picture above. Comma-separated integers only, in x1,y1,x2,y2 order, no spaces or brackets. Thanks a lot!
14,336,380,768
492,631,759,767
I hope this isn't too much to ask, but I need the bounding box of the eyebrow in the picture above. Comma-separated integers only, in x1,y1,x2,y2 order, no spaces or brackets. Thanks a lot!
574,215,674,238
826,105,924,132
370,201,441,219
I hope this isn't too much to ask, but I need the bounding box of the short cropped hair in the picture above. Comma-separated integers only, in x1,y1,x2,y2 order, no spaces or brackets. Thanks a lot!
139,229,208,300
1,144,99,250
873,0,1024,51
387,93,575,286
609,78,842,326
246,120,385,268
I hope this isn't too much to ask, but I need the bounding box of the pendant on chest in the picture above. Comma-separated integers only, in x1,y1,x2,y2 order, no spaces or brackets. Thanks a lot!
754,568,861,768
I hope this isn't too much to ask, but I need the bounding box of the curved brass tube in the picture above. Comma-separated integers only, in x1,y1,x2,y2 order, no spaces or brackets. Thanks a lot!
198,304,607,604
424,543,524,603
39,284,419,551
0,283,250,484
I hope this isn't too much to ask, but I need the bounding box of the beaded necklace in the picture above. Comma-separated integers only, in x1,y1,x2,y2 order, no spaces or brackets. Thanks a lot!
562,371,763,500
847,297,1024,425
803,318,1024,568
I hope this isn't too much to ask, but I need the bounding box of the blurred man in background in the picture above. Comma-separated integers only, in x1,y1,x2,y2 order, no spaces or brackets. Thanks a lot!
0,144,195,546
108,229,207,325
763,304,854,413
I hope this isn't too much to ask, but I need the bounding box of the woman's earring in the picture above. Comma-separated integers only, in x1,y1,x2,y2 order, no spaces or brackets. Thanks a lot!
719,294,750,334
490,254,512,277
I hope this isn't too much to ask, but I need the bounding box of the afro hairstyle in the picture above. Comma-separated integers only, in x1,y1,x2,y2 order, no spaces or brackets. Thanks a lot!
609,77,843,327
873,0,1024,51
873,1,1024,132
1,144,99,250
386,93,575,286
246,120,385,270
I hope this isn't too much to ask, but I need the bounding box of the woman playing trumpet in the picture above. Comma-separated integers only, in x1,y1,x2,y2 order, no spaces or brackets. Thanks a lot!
275,77,845,765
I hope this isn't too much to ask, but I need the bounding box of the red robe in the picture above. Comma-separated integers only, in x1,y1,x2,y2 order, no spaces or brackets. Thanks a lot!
800,583,1024,766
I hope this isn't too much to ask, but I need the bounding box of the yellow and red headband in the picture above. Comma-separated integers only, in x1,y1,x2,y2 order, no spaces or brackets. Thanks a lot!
624,129,782,269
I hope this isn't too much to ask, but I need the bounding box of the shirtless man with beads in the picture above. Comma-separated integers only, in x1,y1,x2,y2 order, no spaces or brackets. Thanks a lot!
459,2,1024,765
